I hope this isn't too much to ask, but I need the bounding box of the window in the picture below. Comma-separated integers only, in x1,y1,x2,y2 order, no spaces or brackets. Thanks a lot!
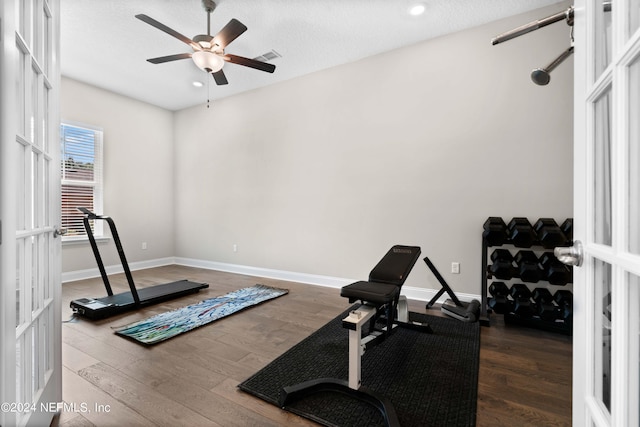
60,122,103,240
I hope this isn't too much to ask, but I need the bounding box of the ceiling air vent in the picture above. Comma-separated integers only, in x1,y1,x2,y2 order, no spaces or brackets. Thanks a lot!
253,50,282,62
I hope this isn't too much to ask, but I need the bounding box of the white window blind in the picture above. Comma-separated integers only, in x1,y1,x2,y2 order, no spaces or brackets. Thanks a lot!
60,123,103,239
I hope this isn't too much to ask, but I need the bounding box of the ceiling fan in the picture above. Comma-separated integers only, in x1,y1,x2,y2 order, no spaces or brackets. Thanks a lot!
135,0,275,86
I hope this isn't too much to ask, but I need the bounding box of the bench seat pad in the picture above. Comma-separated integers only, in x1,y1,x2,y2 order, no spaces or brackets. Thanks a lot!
340,280,400,305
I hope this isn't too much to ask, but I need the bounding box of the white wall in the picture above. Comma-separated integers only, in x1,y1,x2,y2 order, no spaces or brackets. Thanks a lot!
60,78,175,273
173,3,574,296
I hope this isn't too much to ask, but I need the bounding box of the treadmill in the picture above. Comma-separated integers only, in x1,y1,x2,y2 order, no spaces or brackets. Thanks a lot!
70,208,208,320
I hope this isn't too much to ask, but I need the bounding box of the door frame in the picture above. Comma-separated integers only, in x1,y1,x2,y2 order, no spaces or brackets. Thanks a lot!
573,0,640,426
0,0,20,423
0,0,62,426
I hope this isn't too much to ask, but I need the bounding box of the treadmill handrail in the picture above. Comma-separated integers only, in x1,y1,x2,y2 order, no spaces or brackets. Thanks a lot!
78,207,112,221
78,207,141,305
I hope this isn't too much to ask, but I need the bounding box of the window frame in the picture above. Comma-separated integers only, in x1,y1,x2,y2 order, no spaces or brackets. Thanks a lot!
60,121,104,242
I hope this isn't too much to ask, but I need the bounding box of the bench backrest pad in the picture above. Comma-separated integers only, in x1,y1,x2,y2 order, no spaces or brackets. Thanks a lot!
368,245,421,286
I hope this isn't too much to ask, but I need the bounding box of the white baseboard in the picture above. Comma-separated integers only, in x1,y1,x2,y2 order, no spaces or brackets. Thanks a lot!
61,257,175,283
174,257,481,304
63,256,481,304
174,257,355,288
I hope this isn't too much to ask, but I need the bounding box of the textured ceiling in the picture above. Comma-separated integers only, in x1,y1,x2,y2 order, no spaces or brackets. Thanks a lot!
60,0,566,111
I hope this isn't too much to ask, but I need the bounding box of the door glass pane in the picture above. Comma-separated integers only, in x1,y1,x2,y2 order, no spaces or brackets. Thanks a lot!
30,65,38,145
31,323,38,394
45,307,53,373
43,157,49,225
31,151,38,229
629,273,640,425
23,236,32,326
18,0,32,46
594,88,613,245
42,86,49,152
17,144,26,231
631,0,640,40
630,57,640,254
16,239,23,327
23,327,32,404
16,49,26,137
42,5,51,75
16,336,23,404
595,0,613,78
31,236,38,313
33,4,40,66
595,259,612,412
43,234,50,301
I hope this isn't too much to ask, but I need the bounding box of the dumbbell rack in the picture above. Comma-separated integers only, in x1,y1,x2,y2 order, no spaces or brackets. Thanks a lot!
480,217,573,335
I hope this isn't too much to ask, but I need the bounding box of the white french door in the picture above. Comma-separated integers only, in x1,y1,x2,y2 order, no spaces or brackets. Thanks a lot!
572,0,640,426
0,0,62,426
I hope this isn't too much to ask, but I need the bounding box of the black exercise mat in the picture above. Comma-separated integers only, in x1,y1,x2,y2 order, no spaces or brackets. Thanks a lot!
238,308,480,427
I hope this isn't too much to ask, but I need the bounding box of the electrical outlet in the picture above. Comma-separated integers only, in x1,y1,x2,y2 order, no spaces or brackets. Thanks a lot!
233,244,238,252
451,262,460,274
142,242,147,250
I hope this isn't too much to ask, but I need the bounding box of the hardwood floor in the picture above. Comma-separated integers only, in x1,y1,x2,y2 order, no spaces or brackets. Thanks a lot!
57,265,572,426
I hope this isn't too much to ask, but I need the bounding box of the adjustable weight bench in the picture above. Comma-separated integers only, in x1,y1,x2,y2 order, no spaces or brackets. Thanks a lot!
279,245,432,427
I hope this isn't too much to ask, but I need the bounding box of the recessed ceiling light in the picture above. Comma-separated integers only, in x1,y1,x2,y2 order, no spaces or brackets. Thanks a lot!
409,3,426,16
192,81,204,88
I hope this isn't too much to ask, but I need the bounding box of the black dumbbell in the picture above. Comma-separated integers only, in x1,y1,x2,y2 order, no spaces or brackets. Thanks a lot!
554,290,573,321
560,218,573,241
510,283,534,318
488,282,512,314
514,250,542,283
532,287,558,321
483,217,508,246
507,217,537,248
489,249,515,280
538,252,572,285
533,218,568,249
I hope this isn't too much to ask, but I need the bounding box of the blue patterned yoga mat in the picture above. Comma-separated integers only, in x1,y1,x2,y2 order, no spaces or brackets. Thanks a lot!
114,284,288,345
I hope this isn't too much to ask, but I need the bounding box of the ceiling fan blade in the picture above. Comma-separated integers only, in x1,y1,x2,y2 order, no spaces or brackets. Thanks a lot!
224,54,276,73
212,69,228,85
147,53,192,64
212,19,247,49
135,14,199,49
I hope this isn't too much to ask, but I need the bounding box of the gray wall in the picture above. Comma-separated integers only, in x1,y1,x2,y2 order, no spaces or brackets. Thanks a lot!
63,3,574,297
172,3,574,295
60,78,175,273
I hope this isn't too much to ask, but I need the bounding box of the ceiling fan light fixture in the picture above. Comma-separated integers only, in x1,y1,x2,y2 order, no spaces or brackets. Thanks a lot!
192,51,224,73
408,3,426,16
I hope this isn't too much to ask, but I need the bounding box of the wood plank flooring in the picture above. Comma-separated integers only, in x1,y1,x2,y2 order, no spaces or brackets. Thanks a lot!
56,265,572,426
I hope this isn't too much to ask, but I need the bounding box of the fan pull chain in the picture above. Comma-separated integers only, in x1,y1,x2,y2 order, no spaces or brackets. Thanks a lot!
207,75,211,108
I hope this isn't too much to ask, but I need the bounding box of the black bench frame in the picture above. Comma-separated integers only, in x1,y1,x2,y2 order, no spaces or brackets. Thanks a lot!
279,245,432,427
